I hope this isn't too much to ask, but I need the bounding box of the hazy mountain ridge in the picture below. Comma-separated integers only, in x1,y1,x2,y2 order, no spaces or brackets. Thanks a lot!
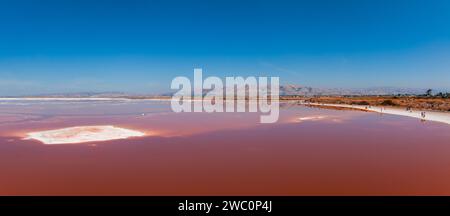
1,86,447,98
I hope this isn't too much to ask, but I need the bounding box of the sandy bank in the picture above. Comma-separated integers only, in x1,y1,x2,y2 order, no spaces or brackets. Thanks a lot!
303,102,450,125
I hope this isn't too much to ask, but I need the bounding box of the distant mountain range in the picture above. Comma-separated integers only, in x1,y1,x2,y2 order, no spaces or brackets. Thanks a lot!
2,86,448,98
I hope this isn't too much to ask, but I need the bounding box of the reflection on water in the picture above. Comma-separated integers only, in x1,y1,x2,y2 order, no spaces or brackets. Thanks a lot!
0,100,450,195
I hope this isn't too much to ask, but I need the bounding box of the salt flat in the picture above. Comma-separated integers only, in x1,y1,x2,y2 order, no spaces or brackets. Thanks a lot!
25,125,145,144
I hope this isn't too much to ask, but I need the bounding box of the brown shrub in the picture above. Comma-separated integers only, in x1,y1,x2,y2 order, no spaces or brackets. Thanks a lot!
352,101,370,105
380,100,396,106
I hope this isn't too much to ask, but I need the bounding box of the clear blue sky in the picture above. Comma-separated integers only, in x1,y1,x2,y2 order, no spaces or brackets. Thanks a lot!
1,0,450,95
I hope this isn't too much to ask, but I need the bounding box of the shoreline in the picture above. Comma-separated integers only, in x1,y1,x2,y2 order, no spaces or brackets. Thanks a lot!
2,97,449,125
0,97,170,101
302,102,450,125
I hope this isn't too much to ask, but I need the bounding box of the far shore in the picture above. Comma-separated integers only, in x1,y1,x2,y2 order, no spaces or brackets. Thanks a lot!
0,97,171,101
2,96,449,125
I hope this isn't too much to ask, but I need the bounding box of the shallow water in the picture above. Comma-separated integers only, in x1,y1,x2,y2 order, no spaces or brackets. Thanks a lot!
0,100,450,195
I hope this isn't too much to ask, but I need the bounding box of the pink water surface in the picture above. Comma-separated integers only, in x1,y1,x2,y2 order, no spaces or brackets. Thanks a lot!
0,100,449,195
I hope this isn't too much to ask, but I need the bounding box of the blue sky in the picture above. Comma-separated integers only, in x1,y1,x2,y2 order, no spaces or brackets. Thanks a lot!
1,0,450,95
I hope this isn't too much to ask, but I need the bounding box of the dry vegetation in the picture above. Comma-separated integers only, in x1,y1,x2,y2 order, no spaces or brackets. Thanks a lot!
281,95,450,112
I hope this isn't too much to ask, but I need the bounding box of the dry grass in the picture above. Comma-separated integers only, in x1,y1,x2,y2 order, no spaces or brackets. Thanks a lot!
281,95,450,112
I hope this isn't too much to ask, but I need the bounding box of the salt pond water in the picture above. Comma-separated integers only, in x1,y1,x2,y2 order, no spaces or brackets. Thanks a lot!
0,99,450,195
